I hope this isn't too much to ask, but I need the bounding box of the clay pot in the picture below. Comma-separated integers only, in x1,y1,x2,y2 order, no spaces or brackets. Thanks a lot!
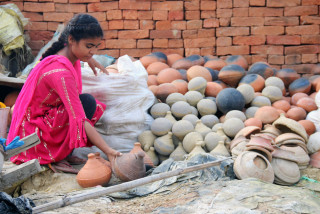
197,99,217,116
138,130,156,151
298,120,316,136
205,82,223,97
155,83,179,102
225,110,246,122
244,118,263,129
149,85,158,95
251,96,271,108
147,75,158,86
150,103,170,119
187,65,212,82
245,107,260,119
164,111,177,124
151,117,173,136
296,97,317,112
172,79,188,95
146,147,159,166
183,131,203,153
201,115,219,129
185,91,204,107
247,134,274,152
260,124,282,138
262,86,283,103
248,62,274,79
223,118,245,138
182,114,199,127
280,145,310,168
245,145,272,162
188,76,207,95
234,126,261,139
286,107,306,121
172,120,194,141
171,101,192,119
172,55,205,70
275,133,306,144
130,142,154,167
265,76,285,92
288,78,311,96
271,147,298,163
210,140,230,157
225,55,248,70
233,151,274,183
147,62,170,75
169,142,187,161
271,157,300,185
272,100,291,112
216,88,246,114
113,152,146,182
230,135,248,151
239,74,265,92
140,54,166,68
94,152,111,168
167,53,183,67
205,132,224,152
310,151,320,168
218,64,246,87
290,92,308,105
275,68,300,88
187,141,207,160
204,58,227,71
154,132,175,156
254,106,280,124
157,68,183,84
231,141,247,158
195,120,211,138
307,132,320,154
166,93,186,107
76,153,112,188
236,84,255,104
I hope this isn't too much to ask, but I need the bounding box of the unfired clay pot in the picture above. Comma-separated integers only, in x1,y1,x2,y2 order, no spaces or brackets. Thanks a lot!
146,147,159,166
210,140,230,157
130,142,154,167
183,131,203,153
169,142,187,161
271,157,300,185
154,132,175,156
138,130,156,151
187,141,206,160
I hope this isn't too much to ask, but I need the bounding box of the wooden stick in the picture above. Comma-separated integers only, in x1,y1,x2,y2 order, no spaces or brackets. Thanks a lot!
33,157,231,213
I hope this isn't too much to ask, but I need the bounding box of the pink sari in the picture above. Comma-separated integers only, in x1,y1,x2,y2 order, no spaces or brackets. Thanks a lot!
7,55,106,164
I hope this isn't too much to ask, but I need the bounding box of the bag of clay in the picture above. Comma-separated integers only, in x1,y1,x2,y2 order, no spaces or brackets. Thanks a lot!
73,55,155,158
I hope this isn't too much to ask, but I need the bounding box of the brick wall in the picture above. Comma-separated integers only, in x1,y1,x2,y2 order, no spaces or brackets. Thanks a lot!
1,0,319,74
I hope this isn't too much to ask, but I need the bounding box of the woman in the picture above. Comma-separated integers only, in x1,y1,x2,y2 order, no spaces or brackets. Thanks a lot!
7,14,121,173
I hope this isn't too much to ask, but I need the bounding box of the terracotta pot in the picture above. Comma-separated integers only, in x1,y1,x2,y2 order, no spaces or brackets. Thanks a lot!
225,55,248,70
296,97,317,113
244,118,263,129
146,147,159,166
147,75,158,86
298,120,316,136
172,79,188,95
245,145,272,162
94,152,111,168
130,142,154,167
288,78,311,96
275,133,306,144
234,126,261,140
290,92,309,105
271,147,298,163
155,83,179,102
167,53,183,67
261,124,282,138
187,65,212,82
187,141,207,160
210,140,230,157
239,74,265,92
286,107,307,121
275,68,300,88
248,62,274,79
231,141,247,158
271,157,300,185
230,135,249,150
218,64,245,87
246,134,274,152
310,151,320,168
205,82,223,97
147,62,170,75
76,153,112,188
113,152,146,182
204,58,227,71
254,106,280,124
157,68,183,84
280,145,310,167
272,100,291,112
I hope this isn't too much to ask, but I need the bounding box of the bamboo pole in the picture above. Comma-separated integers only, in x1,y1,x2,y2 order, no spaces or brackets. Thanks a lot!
32,157,231,213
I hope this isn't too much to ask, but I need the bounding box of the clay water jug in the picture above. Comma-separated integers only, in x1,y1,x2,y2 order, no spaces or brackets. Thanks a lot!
113,151,146,182
154,132,175,156
195,120,211,138
76,153,112,188
130,142,154,167
138,130,156,151
210,140,230,157
187,141,206,160
94,152,111,168
169,142,187,161
165,111,177,124
146,147,159,166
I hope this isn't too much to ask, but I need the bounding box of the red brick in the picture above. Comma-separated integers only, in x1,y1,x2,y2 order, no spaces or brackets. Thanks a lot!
251,26,284,35
201,47,215,56
100,22,108,31
201,11,216,19
217,46,250,55
48,22,60,31
150,30,182,39
217,0,233,8
233,8,249,17
234,0,249,8
107,10,122,20
217,37,232,46
152,1,184,11
185,11,200,20
286,25,320,35
122,10,138,20
203,18,219,28
171,21,187,30
140,20,154,30
249,7,283,17
27,40,45,50
302,54,318,63
97,49,119,58
231,17,264,26
267,35,301,45
187,20,203,30
216,27,249,37
186,48,201,56
153,39,168,48
267,0,301,7
55,3,86,13
43,13,73,22
168,11,184,21
217,9,233,18
156,21,171,30
249,0,265,6
252,55,268,63
300,16,320,25
219,18,231,26
183,30,198,39
88,12,107,22
233,35,266,45
24,2,55,12
119,0,150,10
184,38,215,48
153,48,184,56
22,12,43,22
284,6,318,16
198,29,215,38
286,45,319,55
302,0,320,5
251,45,284,54
138,11,153,20
185,0,200,10
109,20,124,30
168,39,184,48
53,0,68,3
121,49,152,58
26,22,48,31
282,64,315,74
104,30,118,39
124,20,139,29
105,39,136,49
153,11,168,21
201,1,217,10
69,0,99,3
137,39,152,49
301,35,320,44
264,17,299,26
268,55,284,65
28,30,54,41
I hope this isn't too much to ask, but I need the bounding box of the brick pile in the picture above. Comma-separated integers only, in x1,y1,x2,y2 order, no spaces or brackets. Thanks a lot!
0,0,319,74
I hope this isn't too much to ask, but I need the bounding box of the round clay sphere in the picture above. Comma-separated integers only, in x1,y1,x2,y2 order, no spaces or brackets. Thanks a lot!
291,92,309,106
245,106,260,118
223,118,245,138
151,118,173,136
185,90,204,107
197,99,217,116
201,115,219,129
286,107,307,121
188,76,207,95
147,75,158,86
236,84,255,104
187,65,212,82
216,88,246,114
262,86,283,103
182,114,199,127
205,82,223,98
147,61,169,75
218,64,246,87
166,93,186,107
288,78,311,96
225,110,246,122
247,62,274,79
251,96,271,107
155,83,178,102
171,79,188,95
150,103,171,118
265,77,285,91
296,97,317,112
171,101,192,119
272,100,291,112
275,68,300,88
254,106,280,124
298,120,316,136
157,68,183,84
172,120,195,141
225,55,248,70
204,58,227,71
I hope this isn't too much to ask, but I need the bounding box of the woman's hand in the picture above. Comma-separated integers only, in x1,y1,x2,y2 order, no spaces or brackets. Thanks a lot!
105,148,122,167
87,57,109,75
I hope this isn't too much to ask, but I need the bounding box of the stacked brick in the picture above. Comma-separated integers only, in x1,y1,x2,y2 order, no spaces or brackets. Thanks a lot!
0,0,319,74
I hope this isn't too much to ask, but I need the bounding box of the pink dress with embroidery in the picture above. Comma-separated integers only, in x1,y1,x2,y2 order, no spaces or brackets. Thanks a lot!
7,55,106,164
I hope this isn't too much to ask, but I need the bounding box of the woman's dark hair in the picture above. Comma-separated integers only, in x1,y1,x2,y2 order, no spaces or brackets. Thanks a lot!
41,14,103,60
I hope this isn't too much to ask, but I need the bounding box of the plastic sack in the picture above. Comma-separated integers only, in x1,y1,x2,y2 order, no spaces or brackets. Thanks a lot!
73,55,155,157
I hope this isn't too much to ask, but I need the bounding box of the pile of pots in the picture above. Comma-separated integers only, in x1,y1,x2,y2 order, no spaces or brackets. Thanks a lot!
134,52,320,186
